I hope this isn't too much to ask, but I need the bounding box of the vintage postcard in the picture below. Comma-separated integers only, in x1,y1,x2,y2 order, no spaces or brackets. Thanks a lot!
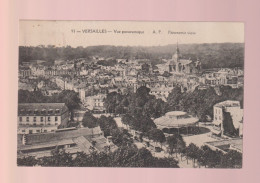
17,21,244,168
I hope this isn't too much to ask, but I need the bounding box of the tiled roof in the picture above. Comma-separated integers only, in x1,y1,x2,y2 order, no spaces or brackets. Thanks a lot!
18,103,68,116
19,127,102,145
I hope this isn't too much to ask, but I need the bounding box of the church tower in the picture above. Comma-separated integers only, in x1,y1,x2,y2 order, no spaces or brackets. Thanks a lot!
172,41,182,61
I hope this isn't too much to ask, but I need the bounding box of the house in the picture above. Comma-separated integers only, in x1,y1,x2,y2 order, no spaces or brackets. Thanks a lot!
212,100,243,137
85,94,106,112
18,103,70,134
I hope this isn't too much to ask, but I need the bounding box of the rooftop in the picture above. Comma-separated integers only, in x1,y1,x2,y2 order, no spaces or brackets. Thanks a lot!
166,111,186,116
205,138,243,153
18,127,103,146
214,100,240,108
154,111,199,129
18,103,68,116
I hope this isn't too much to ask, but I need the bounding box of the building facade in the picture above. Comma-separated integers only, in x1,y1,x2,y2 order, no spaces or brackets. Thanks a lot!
18,103,70,134
212,100,243,137
166,43,201,74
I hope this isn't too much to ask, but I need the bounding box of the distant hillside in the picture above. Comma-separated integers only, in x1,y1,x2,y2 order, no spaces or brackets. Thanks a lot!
19,43,244,69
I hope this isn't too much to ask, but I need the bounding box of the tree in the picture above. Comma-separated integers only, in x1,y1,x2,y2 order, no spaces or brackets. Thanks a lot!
175,134,186,157
82,112,98,128
82,112,99,137
143,98,167,118
167,135,178,156
185,143,200,167
98,115,118,137
39,148,74,167
147,129,166,147
104,92,122,113
220,150,242,168
17,145,180,167
18,90,82,121
17,156,38,166
50,90,81,120
135,86,151,107
200,145,223,168
111,129,133,147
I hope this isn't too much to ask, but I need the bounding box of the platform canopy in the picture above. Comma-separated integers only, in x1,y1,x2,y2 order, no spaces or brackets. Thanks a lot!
154,111,199,129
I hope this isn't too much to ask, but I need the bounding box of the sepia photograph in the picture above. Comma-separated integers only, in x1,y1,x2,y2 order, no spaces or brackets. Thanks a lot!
17,20,244,168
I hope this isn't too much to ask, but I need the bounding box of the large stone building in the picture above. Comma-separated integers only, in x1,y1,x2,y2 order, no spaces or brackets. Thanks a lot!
18,103,70,134
212,100,243,137
85,94,106,112
166,43,201,74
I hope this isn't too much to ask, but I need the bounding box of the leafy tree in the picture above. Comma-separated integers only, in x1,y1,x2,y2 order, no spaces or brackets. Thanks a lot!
50,90,81,120
39,148,74,167
175,134,186,156
17,145,180,167
82,112,98,128
110,129,133,147
220,150,242,168
18,90,81,120
17,156,38,166
135,86,151,107
19,43,244,69
104,92,122,113
98,115,118,137
200,145,223,168
143,98,167,118
167,135,178,155
147,129,166,147
185,143,200,167
166,85,243,122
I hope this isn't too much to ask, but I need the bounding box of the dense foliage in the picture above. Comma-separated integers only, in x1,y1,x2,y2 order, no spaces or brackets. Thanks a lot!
184,143,242,168
19,43,244,69
167,85,243,121
167,134,186,155
17,146,179,168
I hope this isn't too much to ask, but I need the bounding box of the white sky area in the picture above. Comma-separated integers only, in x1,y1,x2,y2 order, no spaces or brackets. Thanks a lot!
19,21,244,47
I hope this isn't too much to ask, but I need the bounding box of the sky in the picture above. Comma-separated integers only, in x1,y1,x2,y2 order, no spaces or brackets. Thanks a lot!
19,21,244,47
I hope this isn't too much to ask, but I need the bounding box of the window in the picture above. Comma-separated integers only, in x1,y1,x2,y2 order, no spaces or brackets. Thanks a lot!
36,130,40,133
41,117,44,122
19,117,22,122
20,110,24,115
26,117,29,122
22,130,25,133
55,109,60,114
44,130,47,132
33,117,36,122
48,117,51,121
55,116,58,121
55,123,58,126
